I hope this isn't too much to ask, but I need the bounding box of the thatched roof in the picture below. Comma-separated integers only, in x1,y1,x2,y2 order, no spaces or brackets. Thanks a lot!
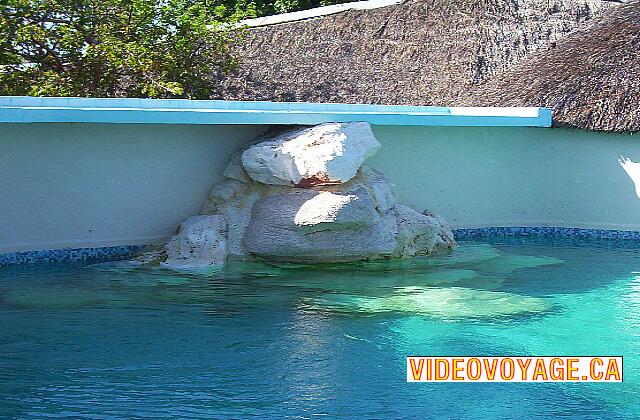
214,0,612,107
462,0,640,132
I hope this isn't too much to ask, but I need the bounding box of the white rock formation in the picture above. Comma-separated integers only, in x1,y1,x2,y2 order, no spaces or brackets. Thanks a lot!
162,215,228,269
243,189,397,262
426,210,457,254
241,122,380,187
291,189,376,232
135,122,456,268
202,177,289,259
393,205,441,257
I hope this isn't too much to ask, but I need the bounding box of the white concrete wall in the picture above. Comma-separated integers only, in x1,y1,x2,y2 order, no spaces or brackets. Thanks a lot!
0,123,264,253
369,126,640,230
2,123,640,254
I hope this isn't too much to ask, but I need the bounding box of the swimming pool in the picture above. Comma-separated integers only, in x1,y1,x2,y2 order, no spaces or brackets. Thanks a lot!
1,236,638,418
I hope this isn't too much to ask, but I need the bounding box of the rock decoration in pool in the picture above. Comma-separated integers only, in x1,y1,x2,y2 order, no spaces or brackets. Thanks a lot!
163,215,228,268
134,122,457,268
241,122,380,187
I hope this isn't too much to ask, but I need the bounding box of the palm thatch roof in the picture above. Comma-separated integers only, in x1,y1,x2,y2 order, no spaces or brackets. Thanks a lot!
462,0,640,132
214,0,612,108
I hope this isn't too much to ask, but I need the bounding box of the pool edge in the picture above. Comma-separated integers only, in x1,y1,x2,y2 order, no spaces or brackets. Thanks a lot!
3,226,640,267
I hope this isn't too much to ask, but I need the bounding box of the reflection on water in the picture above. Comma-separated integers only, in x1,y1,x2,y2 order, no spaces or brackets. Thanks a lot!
305,286,551,318
0,238,639,418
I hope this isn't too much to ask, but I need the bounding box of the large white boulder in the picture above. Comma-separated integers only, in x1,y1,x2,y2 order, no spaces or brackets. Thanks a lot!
393,205,440,257
162,215,228,269
293,189,376,232
241,122,380,187
243,189,397,262
200,166,398,260
201,178,291,258
322,165,397,213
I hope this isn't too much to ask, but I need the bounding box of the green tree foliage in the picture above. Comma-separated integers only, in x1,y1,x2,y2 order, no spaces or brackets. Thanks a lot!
235,0,352,17
0,0,247,98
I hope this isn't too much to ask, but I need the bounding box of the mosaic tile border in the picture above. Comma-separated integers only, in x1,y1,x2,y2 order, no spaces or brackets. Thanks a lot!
0,245,144,267
3,226,640,266
452,226,640,240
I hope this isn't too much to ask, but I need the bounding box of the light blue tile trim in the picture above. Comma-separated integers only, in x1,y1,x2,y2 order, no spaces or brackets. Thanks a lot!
0,96,552,127
0,245,143,267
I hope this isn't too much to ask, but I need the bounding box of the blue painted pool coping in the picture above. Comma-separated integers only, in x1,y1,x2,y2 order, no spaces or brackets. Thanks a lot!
2,226,640,267
0,96,552,127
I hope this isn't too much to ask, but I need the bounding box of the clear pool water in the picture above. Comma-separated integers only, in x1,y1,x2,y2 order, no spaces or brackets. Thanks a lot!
1,237,639,418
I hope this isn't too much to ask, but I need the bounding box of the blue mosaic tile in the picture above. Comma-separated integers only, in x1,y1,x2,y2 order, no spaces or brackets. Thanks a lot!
452,226,640,241
3,226,640,266
0,245,144,267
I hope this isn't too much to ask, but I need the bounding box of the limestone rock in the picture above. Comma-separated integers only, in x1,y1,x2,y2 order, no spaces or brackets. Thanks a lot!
243,189,397,262
201,166,399,261
423,209,457,254
422,210,458,253
162,215,228,269
293,188,377,232
222,149,250,183
197,164,453,263
394,205,440,257
241,122,380,187
133,122,457,267
360,167,396,212
321,166,396,212
201,178,291,258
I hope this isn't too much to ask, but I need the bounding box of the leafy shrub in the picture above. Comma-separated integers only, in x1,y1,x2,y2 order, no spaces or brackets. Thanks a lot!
0,0,247,98
240,0,353,17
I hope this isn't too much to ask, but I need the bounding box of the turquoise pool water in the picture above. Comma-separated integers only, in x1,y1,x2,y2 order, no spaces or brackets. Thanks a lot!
1,237,639,418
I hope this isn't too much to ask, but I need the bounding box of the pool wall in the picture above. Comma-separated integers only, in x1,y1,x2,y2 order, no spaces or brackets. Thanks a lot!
0,123,265,254
369,126,640,231
3,97,638,261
